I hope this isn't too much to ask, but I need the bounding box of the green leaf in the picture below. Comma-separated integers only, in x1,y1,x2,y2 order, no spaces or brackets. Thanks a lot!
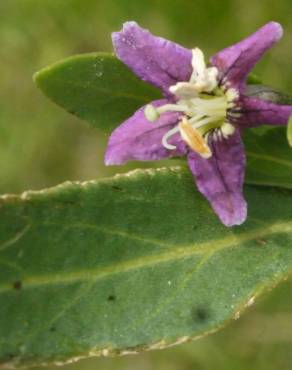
34,53,161,132
246,73,262,85
244,127,292,189
1,167,292,368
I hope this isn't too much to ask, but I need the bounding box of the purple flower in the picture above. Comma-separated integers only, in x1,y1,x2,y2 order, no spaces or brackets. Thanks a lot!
105,21,292,227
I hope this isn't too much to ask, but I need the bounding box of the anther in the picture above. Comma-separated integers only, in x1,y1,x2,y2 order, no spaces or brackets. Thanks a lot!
179,118,212,158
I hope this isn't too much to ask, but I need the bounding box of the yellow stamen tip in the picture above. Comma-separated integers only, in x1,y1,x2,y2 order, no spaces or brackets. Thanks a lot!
179,118,212,159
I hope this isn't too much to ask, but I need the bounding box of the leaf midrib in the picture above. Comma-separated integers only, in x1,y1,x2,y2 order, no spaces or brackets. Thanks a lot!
1,220,291,294
44,77,155,103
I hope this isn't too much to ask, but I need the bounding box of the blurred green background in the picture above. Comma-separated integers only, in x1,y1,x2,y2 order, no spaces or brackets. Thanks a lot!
1,1,292,369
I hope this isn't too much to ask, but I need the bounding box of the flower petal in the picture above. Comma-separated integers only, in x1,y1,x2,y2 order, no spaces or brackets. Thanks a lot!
234,96,292,128
112,21,192,95
105,99,186,165
187,130,247,227
211,22,283,89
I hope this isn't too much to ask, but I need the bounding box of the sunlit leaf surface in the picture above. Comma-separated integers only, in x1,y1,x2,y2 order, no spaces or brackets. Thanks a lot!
0,167,292,368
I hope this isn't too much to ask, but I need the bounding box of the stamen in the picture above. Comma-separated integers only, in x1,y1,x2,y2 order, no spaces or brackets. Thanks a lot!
156,104,189,114
190,115,221,128
144,102,190,122
144,48,238,153
179,118,212,158
161,125,181,150
188,114,206,125
189,98,227,117
189,48,219,92
190,48,206,81
169,82,199,98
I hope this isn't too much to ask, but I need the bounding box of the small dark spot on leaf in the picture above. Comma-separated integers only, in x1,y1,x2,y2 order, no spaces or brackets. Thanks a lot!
112,185,123,192
50,326,56,332
13,281,22,290
193,306,209,322
107,295,116,301
256,238,267,246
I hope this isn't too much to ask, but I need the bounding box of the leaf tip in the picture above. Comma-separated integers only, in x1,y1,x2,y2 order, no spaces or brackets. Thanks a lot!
32,67,48,90
32,70,40,85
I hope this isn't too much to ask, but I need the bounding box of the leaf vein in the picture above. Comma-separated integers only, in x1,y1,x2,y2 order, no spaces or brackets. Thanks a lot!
246,151,292,169
0,221,291,294
0,224,31,253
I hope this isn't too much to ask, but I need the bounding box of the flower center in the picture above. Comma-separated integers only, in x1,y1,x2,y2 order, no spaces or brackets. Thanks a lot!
144,48,239,158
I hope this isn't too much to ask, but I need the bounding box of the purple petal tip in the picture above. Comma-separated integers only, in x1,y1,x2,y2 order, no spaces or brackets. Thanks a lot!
210,21,284,88
215,193,247,227
269,21,284,40
104,151,124,166
122,21,139,30
111,21,138,41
